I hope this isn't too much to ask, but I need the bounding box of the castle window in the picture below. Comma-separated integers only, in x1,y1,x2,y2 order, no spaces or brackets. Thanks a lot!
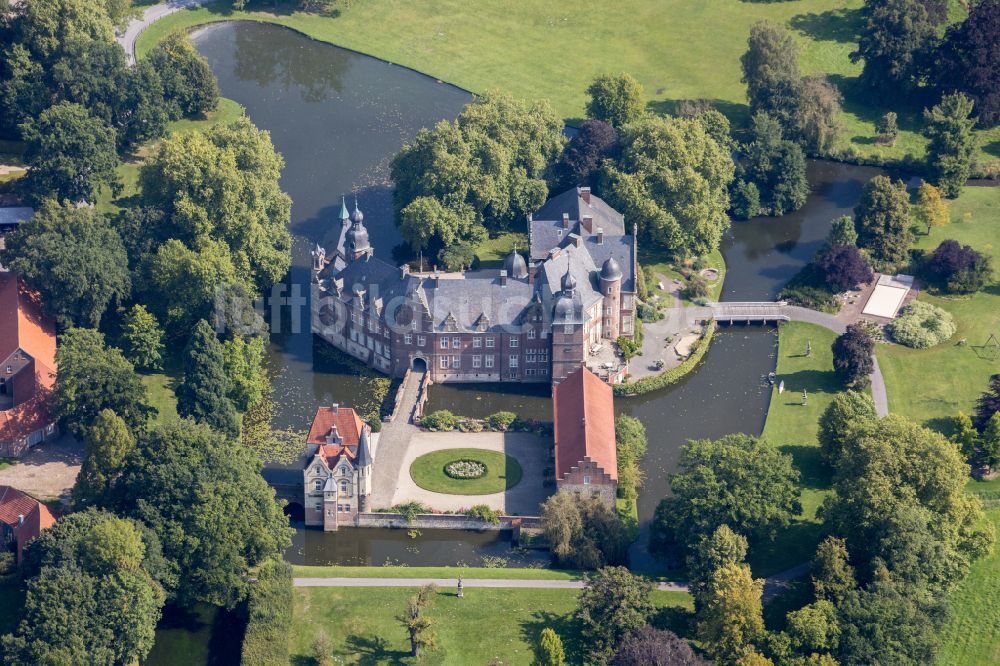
472,355,482,368
485,355,495,369
440,338,449,349
473,337,482,348
417,336,426,346
509,356,518,368
485,337,495,348
607,288,612,295
440,357,449,369
404,333,412,344
452,355,460,368
314,503,322,512
564,324,573,334
314,479,323,491
509,338,518,348
527,328,536,340
583,476,591,485
340,480,349,495
452,336,461,348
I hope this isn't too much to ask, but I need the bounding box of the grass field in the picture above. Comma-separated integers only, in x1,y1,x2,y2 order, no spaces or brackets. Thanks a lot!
292,565,581,580
877,186,1000,433
291,585,692,665
409,448,523,495
135,0,1000,166
142,373,180,424
752,322,846,577
938,508,1000,666
474,232,528,269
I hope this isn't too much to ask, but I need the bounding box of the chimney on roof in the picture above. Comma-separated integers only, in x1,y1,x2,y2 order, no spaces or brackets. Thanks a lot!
597,227,604,245
499,269,507,286
562,213,570,229
528,261,536,285
580,187,591,205
582,214,593,233
331,403,339,414
572,234,582,248
17,514,24,526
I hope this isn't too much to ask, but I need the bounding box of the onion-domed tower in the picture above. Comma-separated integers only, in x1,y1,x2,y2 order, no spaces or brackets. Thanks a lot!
551,265,585,383
599,257,623,339
503,248,528,280
344,200,372,262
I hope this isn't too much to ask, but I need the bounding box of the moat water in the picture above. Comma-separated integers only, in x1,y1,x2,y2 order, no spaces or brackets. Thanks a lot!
193,21,883,567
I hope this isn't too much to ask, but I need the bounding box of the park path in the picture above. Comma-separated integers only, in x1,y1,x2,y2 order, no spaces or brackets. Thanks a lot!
117,0,208,64
368,369,423,509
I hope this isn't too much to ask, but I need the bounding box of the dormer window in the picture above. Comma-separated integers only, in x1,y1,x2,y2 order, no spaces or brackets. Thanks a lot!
314,479,323,491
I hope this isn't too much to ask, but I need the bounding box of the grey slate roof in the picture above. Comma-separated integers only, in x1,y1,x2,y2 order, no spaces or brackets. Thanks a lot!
536,244,603,311
0,208,33,227
424,274,534,333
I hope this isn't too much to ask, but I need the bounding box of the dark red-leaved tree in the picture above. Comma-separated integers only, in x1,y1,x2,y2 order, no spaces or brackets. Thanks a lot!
817,244,874,292
937,0,1000,126
924,239,993,293
832,324,875,388
611,626,705,666
555,119,619,189
975,374,1000,430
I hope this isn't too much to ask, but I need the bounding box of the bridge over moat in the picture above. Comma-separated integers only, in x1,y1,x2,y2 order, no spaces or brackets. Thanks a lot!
691,302,848,334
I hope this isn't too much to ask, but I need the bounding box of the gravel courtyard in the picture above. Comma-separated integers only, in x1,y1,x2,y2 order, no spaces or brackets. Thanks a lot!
0,435,82,502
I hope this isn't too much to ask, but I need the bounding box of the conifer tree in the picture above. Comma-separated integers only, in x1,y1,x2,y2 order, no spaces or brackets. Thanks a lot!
176,320,240,437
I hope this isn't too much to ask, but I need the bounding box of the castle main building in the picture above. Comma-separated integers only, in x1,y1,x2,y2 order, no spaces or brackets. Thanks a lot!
311,187,637,384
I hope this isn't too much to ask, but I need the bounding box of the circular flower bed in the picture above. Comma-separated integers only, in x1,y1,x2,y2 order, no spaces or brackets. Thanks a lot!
444,459,487,479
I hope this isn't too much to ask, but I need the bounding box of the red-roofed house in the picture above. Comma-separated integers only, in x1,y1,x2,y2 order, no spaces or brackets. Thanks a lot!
552,367,618,506
303,404,377,531
0,272,58,458
0,485,56,564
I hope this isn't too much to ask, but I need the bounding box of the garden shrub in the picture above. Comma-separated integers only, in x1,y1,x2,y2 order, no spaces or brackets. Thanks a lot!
444,459,488,479
391,502,433,523
465,504,502,525
682,275,709,300
923,240,993,294
486,411,517,431
888,301,956,348
615,322,716,396
240,559,293,666
0,550,15,576
421,410,458,431
458,419,483,433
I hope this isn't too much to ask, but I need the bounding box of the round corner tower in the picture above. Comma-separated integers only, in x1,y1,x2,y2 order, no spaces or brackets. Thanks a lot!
599,257,623,340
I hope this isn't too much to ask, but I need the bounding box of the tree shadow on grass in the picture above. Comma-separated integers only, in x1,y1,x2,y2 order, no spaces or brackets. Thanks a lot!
789,8,863,44
983,140,1000,158
520,610,586,664
344,634,412,666
748,520,826,578
646,98,751,128
649,604,697,639
778,444,831,491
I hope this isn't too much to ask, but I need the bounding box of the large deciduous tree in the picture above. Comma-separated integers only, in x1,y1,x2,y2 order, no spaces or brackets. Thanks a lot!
576,567,654,663
912,181,949,234
975,373,1000,430
924,239,993,294
739,112,808,216
936,0,1000,126
541,492,628,569
851,0,935,98
586,73,646,128
114,420,292,609
853,175,912,267
818,390,878,466
72,409,135,509
140,117,292,291
54,328,153,438
612,626,704,666
687,525,749,613
147,31,220,120
816,244,873,292
831,324,875,388
119,304,165,371
176,320,241,438
391,91,564,258
650,434,801,554
923,92,978,198
696,563,766,666
554,119,619,189
0,201,130,329
741,20,801,126
18,102,121,204
603,114,734,257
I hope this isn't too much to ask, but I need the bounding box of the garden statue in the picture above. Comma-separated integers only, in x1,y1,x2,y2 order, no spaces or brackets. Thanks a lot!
802,389,808,406
457,577,464,598
778,380,785,394
806,340,812,357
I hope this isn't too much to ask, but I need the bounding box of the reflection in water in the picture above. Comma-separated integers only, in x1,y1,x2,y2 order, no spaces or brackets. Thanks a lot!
194,21,884,565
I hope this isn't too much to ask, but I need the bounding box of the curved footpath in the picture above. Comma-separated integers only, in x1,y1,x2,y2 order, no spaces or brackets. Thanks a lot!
117,0,208,64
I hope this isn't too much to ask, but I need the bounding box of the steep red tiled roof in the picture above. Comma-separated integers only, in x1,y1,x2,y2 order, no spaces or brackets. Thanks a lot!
0,485,56,563
306,405,365,446
553,367,618,481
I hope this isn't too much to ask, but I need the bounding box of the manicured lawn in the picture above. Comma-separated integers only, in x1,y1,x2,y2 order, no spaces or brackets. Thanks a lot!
292,565,582,580
134,0,1000,165
291,585,693,665
640,247,727,305
753,322,846,577
409,448,522,495
938,508,1000,666
474,232,528,269
142,373,180,424
877,186,1000,433
145,604,244,666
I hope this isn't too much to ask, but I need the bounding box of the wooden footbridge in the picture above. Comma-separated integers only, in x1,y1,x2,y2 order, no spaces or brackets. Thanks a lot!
690,302,848,333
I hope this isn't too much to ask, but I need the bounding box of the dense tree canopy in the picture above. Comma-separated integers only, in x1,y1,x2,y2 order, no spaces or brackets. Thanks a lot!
119,304,165,371
851,0,935,98
936,0,1000,126
696,563,766,666
913,182,949,234
974,373,1000,430
576,567,654,663
54,327,153,438
923,92,978,198
113,420,292,609
140,117,292,291
687,525,749,613
147,31,220,119
612,626,704,666
3,510,166,666
853,175,912,267
831,324,875,388
391,91,564,258
541,492,628,570
0,201,130,328
72,409,135,509
554,119,619,189
739,112,809,216
603,114,734,257
586,73,646,128
18,102,121,204
826,215,858,247
818,390,878,466
924,239,993,294
816,244,873,292
741,20,800,127
651,434,801,554
176,320,241,437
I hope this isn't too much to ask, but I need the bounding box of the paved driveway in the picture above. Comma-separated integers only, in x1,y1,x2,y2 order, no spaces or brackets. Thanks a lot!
0,434,82,502
389,431,551,516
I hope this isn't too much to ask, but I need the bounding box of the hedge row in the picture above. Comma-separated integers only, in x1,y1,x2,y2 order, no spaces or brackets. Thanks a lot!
613,321,717,397
240,559,294,666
